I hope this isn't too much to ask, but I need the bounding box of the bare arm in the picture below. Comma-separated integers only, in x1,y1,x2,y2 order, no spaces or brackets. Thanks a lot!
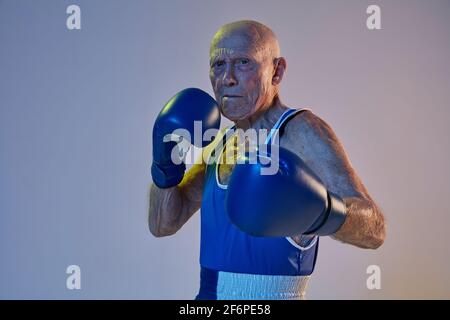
284,110,386,249
333,196,385,249
148,161,205,237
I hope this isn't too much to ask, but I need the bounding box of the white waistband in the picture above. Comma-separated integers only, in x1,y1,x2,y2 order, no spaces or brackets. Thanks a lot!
216,271,311,300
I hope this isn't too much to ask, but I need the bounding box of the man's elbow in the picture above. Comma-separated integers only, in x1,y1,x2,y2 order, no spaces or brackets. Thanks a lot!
368,210,387,249
368,232,385,249
148,222,178,238
149,228,176,238
149,228,166,238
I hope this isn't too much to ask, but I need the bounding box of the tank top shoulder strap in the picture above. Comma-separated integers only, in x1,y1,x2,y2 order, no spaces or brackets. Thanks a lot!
265,108,311,145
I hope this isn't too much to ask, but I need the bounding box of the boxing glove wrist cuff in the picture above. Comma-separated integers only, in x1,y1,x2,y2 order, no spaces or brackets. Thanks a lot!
151,161,186,188
305,192,347,236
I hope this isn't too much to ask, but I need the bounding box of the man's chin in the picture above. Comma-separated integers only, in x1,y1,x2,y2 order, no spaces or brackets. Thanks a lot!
221,106,252,122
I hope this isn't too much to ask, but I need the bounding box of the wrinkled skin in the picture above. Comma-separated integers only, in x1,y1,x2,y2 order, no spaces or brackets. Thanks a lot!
209,21,287,129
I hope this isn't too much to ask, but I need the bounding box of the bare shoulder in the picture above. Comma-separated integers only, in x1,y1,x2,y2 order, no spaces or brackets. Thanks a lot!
282,109,338,154
283,109,342,157
282,109,371,200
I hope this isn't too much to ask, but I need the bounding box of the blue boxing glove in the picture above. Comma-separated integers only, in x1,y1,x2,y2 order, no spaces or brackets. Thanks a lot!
151,88,221,188
225,146,346,237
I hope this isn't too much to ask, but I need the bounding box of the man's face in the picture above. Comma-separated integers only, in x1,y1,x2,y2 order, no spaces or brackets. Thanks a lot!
209,33,275,121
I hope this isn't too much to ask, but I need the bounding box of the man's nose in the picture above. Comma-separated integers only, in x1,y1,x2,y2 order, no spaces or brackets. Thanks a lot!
223,65,237,87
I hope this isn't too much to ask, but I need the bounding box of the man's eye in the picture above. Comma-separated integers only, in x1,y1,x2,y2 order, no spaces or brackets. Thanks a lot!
238,59,249,65
214,61,225,67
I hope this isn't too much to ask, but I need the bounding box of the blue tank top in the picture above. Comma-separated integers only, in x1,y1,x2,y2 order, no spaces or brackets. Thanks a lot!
199,108,319,276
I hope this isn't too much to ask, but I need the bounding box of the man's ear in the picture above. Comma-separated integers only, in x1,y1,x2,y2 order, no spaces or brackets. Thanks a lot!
272,57,287,85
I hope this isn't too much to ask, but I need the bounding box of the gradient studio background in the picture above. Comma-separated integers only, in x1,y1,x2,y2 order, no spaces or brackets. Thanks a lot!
1,0,449,299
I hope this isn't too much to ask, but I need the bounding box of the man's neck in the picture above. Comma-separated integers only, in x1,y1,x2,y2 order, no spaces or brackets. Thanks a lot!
234,96,289,131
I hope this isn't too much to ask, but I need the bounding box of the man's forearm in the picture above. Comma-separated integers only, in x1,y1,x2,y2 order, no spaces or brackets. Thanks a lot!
148,183,184,237
331,196,386,249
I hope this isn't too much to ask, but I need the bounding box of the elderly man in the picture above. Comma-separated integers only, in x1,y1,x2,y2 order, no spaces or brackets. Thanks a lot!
148,20,386,300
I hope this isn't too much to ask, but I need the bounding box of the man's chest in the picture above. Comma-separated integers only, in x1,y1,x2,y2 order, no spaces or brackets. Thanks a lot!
216,133,300,185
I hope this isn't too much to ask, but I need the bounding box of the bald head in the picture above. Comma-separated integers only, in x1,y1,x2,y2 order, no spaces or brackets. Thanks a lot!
210,20,280,63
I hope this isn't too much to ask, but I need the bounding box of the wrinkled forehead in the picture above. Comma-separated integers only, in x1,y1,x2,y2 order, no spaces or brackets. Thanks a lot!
209,32,267,61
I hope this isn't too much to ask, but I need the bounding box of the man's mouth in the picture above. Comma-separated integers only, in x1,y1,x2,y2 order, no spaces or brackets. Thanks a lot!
222,95,242,98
